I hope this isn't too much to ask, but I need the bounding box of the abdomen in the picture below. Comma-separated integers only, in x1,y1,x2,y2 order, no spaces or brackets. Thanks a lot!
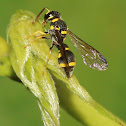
58,44,76,78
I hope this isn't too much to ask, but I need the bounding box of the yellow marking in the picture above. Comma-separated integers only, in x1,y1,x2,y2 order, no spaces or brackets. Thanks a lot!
59,63,67,67
48,16,53,19
58,53,62,58
55,27,60,31
46,11,49,14
50,25,54,30
65,48,69,50
67,27,69,30
63,37,66,41
46,10,50,15
61,31,67,34
69,62,76,66
52,18,59,22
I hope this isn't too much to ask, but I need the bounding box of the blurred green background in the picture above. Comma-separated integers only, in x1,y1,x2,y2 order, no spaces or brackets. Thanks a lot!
0,0,126,126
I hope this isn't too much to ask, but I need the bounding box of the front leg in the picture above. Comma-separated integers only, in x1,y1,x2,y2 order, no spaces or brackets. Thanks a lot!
24,31,50,48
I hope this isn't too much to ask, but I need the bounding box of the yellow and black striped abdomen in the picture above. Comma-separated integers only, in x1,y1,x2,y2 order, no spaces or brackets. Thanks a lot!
58,44,76,78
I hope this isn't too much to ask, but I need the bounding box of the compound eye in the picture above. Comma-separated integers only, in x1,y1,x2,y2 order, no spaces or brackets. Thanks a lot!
44,12,54,21
44,14,49,21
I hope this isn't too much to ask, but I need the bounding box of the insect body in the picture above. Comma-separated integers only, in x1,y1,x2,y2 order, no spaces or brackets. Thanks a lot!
33,7,108,78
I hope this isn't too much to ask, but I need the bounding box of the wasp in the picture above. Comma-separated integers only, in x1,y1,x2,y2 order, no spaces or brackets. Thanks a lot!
32,7,108,78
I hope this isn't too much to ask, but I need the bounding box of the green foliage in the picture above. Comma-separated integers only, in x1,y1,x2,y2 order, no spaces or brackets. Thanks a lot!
0,37,16,78
7,10,60,126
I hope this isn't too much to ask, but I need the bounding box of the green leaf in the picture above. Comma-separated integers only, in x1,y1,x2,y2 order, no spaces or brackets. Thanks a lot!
0,36,17,79
7,10,60,126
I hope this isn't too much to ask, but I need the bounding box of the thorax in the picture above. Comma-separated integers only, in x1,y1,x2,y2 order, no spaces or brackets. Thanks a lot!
49,18,68,42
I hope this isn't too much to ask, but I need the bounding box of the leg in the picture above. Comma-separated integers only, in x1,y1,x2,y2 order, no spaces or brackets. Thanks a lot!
24,31,50,48
42,42,56,76
25,31,49,39
24,36,52,48
50,42,55,50
24,35,44,48
42,45,53,76
32,31,49,36
42,36,51,40
44,43,55,68
32,7,50,24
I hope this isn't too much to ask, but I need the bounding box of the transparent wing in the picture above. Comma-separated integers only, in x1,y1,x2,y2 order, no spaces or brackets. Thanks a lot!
68,30,108,70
